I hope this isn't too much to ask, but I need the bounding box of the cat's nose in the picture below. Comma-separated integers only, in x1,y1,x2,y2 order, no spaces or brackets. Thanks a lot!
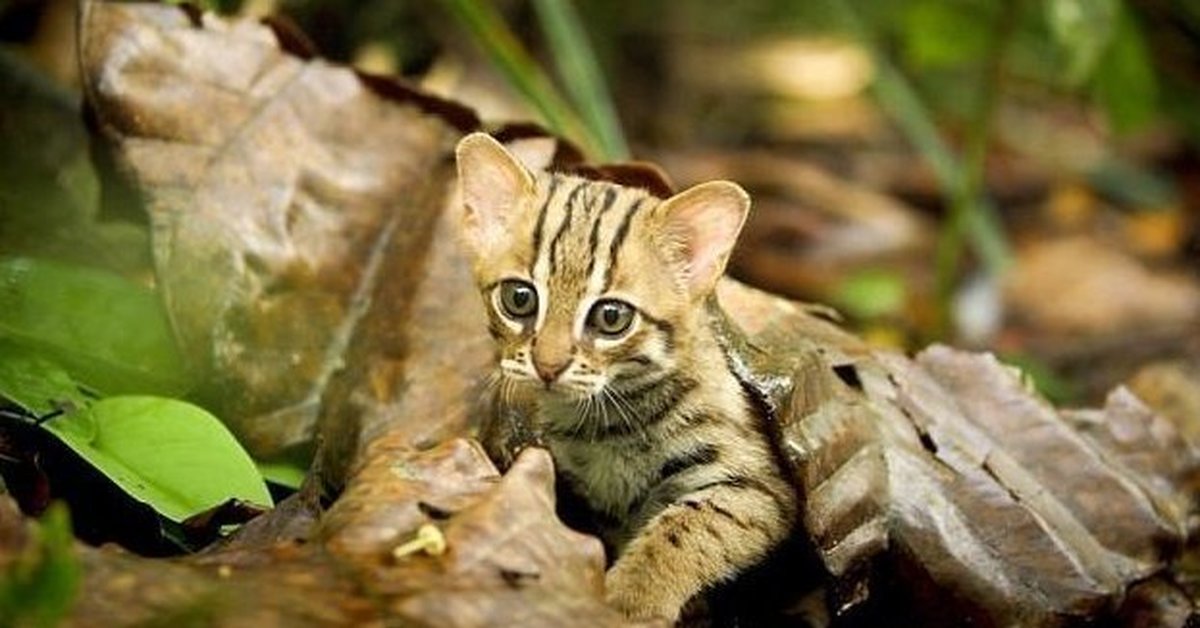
533,358,570,384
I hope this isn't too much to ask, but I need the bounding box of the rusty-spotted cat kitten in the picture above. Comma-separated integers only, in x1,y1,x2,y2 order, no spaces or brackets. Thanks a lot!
454,133,797,622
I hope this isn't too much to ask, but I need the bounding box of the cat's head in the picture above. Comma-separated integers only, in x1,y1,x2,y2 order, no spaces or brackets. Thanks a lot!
454,132,749,399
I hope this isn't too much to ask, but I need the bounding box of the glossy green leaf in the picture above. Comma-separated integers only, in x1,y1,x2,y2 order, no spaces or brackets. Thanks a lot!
532,0,629,160
0,341,91,418
42,396,272,522
257,461,307,490
0,503,81,628
0,257,190,396
437,0,603,158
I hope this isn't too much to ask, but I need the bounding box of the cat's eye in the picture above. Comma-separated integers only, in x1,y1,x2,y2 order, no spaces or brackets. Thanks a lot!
587,299,636,337
497,280,538,319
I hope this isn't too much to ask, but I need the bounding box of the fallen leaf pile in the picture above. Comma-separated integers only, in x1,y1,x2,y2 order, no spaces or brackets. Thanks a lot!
1,2,1196,626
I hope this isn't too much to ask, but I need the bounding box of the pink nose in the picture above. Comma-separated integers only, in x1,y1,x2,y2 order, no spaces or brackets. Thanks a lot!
533,359,569,383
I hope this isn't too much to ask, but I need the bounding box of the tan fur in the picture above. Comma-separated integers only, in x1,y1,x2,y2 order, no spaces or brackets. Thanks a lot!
455,133,797,622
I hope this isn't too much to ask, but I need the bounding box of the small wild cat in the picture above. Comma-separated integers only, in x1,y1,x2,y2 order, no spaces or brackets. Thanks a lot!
454,133,797,622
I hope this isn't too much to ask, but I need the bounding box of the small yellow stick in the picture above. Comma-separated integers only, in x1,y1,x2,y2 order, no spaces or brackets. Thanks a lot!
392,524,447,559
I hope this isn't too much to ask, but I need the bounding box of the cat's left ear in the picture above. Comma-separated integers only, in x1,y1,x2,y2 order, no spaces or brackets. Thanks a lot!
455,133,535,257
653,180,750,295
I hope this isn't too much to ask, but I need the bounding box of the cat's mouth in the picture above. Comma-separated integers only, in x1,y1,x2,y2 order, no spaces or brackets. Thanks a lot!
540,378,603,398
502,370,601,398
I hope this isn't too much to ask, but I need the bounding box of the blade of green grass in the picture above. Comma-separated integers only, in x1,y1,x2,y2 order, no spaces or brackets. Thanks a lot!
531,0,629,160
828,0,1012,335
437,0,603,158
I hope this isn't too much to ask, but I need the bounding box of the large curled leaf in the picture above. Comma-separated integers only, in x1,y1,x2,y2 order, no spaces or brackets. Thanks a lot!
771,342,1197,624
79,0,483,462
42,396,272,522
0,257,189,396
0,341,92,417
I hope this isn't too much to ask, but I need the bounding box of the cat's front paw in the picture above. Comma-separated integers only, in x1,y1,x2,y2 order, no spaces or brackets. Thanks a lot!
604,565,685,623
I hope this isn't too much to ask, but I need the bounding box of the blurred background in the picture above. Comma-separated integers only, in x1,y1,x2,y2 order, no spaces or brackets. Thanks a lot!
3,0,1199,405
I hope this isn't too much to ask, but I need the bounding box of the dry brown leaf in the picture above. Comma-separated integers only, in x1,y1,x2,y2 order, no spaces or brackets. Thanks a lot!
769,343,1197,624
0,438,636,626
659,151,933,302
79,0,481,460
1005,236,1200,335
1128,361,1200,451
325,441,639,627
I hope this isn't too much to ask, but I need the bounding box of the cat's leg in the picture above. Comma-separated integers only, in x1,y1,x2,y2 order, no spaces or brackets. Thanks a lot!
604,477,796,621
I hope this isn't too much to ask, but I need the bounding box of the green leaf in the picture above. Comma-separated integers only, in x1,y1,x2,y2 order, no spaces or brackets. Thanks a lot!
437,0,603,158
1001,354,1077,404
1091,5,1158,134
257,460,307,490
0,341,91,418
1045,0,1119,85
900,0,992,70
532,0,629,160
42,396,272,522
0,503,81,628
832,269,908,320
0,257,191,396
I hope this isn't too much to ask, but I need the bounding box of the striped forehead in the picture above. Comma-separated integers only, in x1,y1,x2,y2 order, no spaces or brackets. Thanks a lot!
529,174,654,302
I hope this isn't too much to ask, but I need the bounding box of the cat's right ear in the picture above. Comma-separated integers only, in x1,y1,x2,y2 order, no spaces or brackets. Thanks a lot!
455,133,535,257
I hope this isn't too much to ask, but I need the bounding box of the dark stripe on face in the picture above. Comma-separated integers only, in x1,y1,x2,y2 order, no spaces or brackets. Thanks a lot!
658,444,720,481
530,177,560,271
548,180,589,274
585,187,619,279
638,310,676,353
603,197,645,291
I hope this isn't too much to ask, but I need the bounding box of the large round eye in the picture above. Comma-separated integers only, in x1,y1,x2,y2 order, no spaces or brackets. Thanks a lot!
587,299,636,337
497,280,538,320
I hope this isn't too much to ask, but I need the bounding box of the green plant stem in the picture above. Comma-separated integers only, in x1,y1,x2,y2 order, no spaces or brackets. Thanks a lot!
531,0,629,160
437,0,603,158
934,0,1023,334
830,0,1013,338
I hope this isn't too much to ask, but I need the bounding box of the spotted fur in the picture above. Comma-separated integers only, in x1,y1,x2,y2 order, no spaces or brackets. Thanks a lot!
455,133,797,622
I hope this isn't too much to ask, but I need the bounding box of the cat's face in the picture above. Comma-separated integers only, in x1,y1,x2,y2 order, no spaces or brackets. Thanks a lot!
454,133,749,402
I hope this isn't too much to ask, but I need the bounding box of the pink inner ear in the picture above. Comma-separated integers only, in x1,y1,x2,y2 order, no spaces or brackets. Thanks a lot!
683,206,738,288
456,133,533,253
660,181,749,293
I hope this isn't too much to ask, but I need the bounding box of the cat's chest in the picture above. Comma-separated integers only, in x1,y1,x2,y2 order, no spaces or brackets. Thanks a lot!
547,437,663,516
